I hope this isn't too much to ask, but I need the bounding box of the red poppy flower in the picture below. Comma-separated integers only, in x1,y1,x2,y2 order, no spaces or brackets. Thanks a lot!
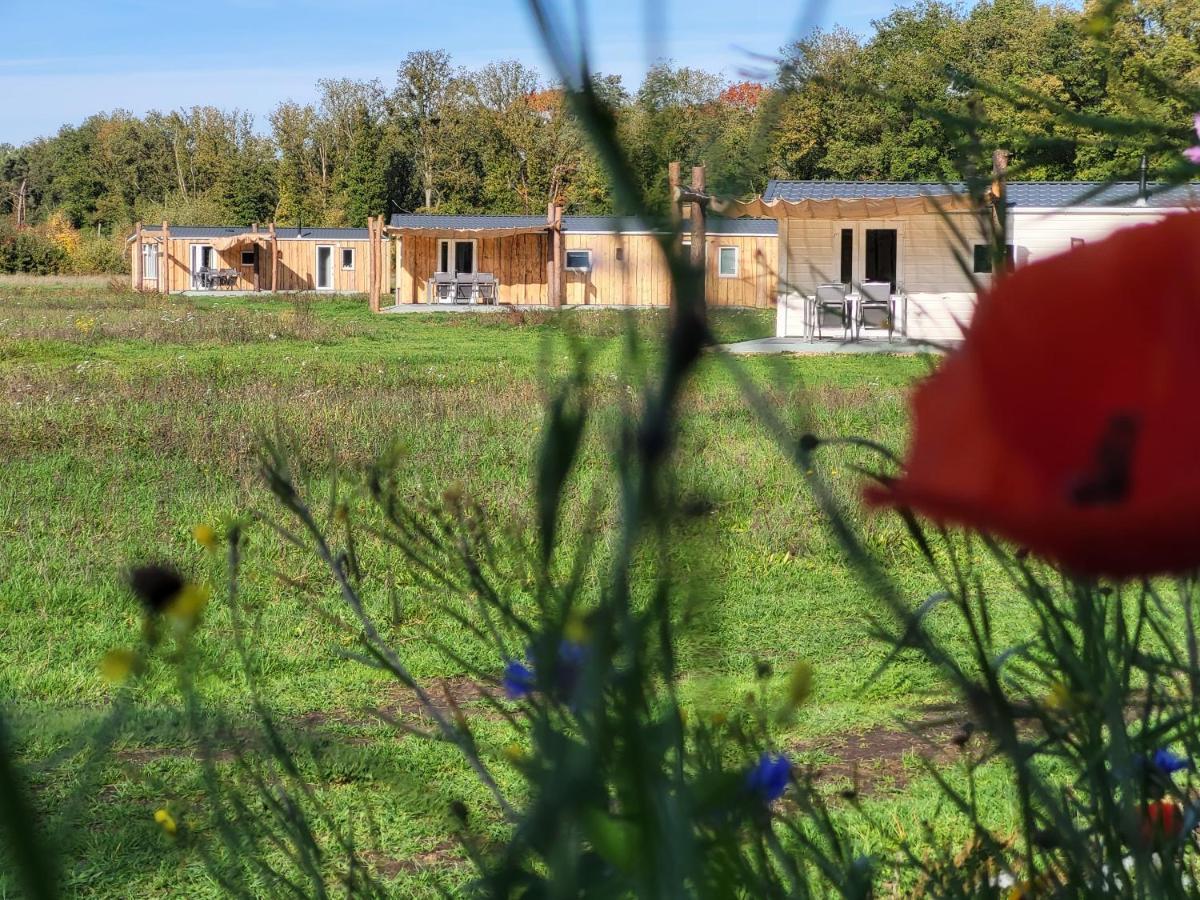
1139,800,1184,846
867,213,1200,578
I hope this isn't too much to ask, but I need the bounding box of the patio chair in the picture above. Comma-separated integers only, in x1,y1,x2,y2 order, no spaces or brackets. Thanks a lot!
474,273,497,305
453,276,475,303
858,281,894,341
430,272,455,303
813,283,850,341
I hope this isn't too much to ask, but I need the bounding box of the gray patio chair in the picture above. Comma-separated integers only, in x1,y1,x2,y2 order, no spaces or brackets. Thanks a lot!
453,275,475,303
474,273,497,305
430,272,455,303
858,281,894,341
814,283,850,341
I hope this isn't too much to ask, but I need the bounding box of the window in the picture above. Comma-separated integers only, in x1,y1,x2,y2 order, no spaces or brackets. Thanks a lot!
615,247,624,262
437,239,476,275
1071,237,1086,249
972,243,1015,274
141,243,158,280
241,248,256,266
341,248,355,270
718,246,739,278
565,249,592,272
839,228,853,284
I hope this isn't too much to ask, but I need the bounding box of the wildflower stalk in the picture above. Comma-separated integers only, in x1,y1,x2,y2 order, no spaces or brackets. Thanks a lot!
256,440,517,823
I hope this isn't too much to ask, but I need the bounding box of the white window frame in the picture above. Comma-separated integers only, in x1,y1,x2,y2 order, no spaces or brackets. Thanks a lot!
437,238,477,275
315,244,335,291
718,245,739,278
565,248,592,272
142,242,159,280
189,244,215,290
341,247,356,270
240,248,256,267
828,222,905,291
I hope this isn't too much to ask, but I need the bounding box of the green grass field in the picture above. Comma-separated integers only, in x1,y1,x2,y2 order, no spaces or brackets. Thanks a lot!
0,284,1025,895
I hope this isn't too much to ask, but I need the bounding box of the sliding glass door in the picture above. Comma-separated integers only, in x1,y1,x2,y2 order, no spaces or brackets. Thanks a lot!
315,245,334,290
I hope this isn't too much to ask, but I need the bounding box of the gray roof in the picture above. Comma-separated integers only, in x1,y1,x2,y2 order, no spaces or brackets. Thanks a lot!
763,181,965,202
1007,181,1200,208
763,179,1200,208
389,214,546,230
387,213,776,235
139,225,370,239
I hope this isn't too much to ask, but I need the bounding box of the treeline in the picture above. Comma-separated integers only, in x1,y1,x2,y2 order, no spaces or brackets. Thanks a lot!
1,0,1197,252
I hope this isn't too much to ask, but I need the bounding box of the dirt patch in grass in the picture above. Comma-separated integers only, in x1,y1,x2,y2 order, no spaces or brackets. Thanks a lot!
382,676,507,723
795,719,968,797
363,839,464,878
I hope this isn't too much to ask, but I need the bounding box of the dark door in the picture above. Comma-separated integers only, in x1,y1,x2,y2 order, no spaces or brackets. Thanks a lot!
454,241,475,275
864,229,897,291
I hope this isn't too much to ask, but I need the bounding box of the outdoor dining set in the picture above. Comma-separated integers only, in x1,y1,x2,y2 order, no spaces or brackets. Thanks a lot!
428,272,498,304
806,281,902,341
196,266,240,289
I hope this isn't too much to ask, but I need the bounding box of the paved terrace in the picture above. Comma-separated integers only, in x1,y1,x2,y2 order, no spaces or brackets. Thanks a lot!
722,337,946,355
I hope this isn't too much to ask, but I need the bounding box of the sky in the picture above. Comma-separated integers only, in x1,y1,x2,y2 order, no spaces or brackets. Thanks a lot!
0,0,902,145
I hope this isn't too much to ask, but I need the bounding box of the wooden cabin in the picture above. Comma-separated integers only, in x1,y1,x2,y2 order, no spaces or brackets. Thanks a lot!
128,224,387,294
386,214,779,308
750,179,1200,342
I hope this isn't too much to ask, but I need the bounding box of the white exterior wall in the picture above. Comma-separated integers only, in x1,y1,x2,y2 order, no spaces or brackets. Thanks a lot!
775,211,988,342
1011,208,1175,268
774,206,1190,343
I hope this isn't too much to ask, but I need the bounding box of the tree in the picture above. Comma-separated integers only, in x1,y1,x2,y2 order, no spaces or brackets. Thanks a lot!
392,50,470,210
336,104,387,225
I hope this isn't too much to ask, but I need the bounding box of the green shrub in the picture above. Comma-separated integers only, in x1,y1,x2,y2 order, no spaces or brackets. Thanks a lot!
0,224,68,275
68,233,128,275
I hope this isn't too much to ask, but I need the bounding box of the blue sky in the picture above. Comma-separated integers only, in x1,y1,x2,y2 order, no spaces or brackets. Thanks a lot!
1,0,902,145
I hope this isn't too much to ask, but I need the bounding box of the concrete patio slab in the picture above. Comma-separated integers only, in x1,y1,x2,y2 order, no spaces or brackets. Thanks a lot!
381,303,518,313
721,337,943,355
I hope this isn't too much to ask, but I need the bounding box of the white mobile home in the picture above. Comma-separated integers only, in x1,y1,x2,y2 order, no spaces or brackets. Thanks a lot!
750,181,1200,343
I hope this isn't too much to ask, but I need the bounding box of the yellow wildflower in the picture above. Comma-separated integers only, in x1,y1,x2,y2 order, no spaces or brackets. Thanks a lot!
191,524,218,552
564,609,589,644
165,583,210,632
1045,680,1083,713
154,808,178,837
787,661,814,709
100,648,136,684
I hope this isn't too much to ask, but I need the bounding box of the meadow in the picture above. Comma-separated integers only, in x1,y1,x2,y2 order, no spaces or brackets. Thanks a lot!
0,283,1026,895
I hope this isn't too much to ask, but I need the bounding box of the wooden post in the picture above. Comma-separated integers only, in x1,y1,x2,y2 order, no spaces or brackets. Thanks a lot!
251,223,261,292
161,221,171,294
990,149,1009,203
668,162,682,309
990,150,1009,274
690,164,707,274
546,202,565,307
133,222,143,292
269,222,278,293
373,217,381,309
367,216,380,312
377,216,384,309
366,217,374,308
398,230,408,304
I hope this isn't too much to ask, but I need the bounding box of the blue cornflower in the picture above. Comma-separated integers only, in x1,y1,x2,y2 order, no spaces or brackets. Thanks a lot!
555,640,588,697
746,752,792,804
502,660,535,699
1149,748,1192,776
